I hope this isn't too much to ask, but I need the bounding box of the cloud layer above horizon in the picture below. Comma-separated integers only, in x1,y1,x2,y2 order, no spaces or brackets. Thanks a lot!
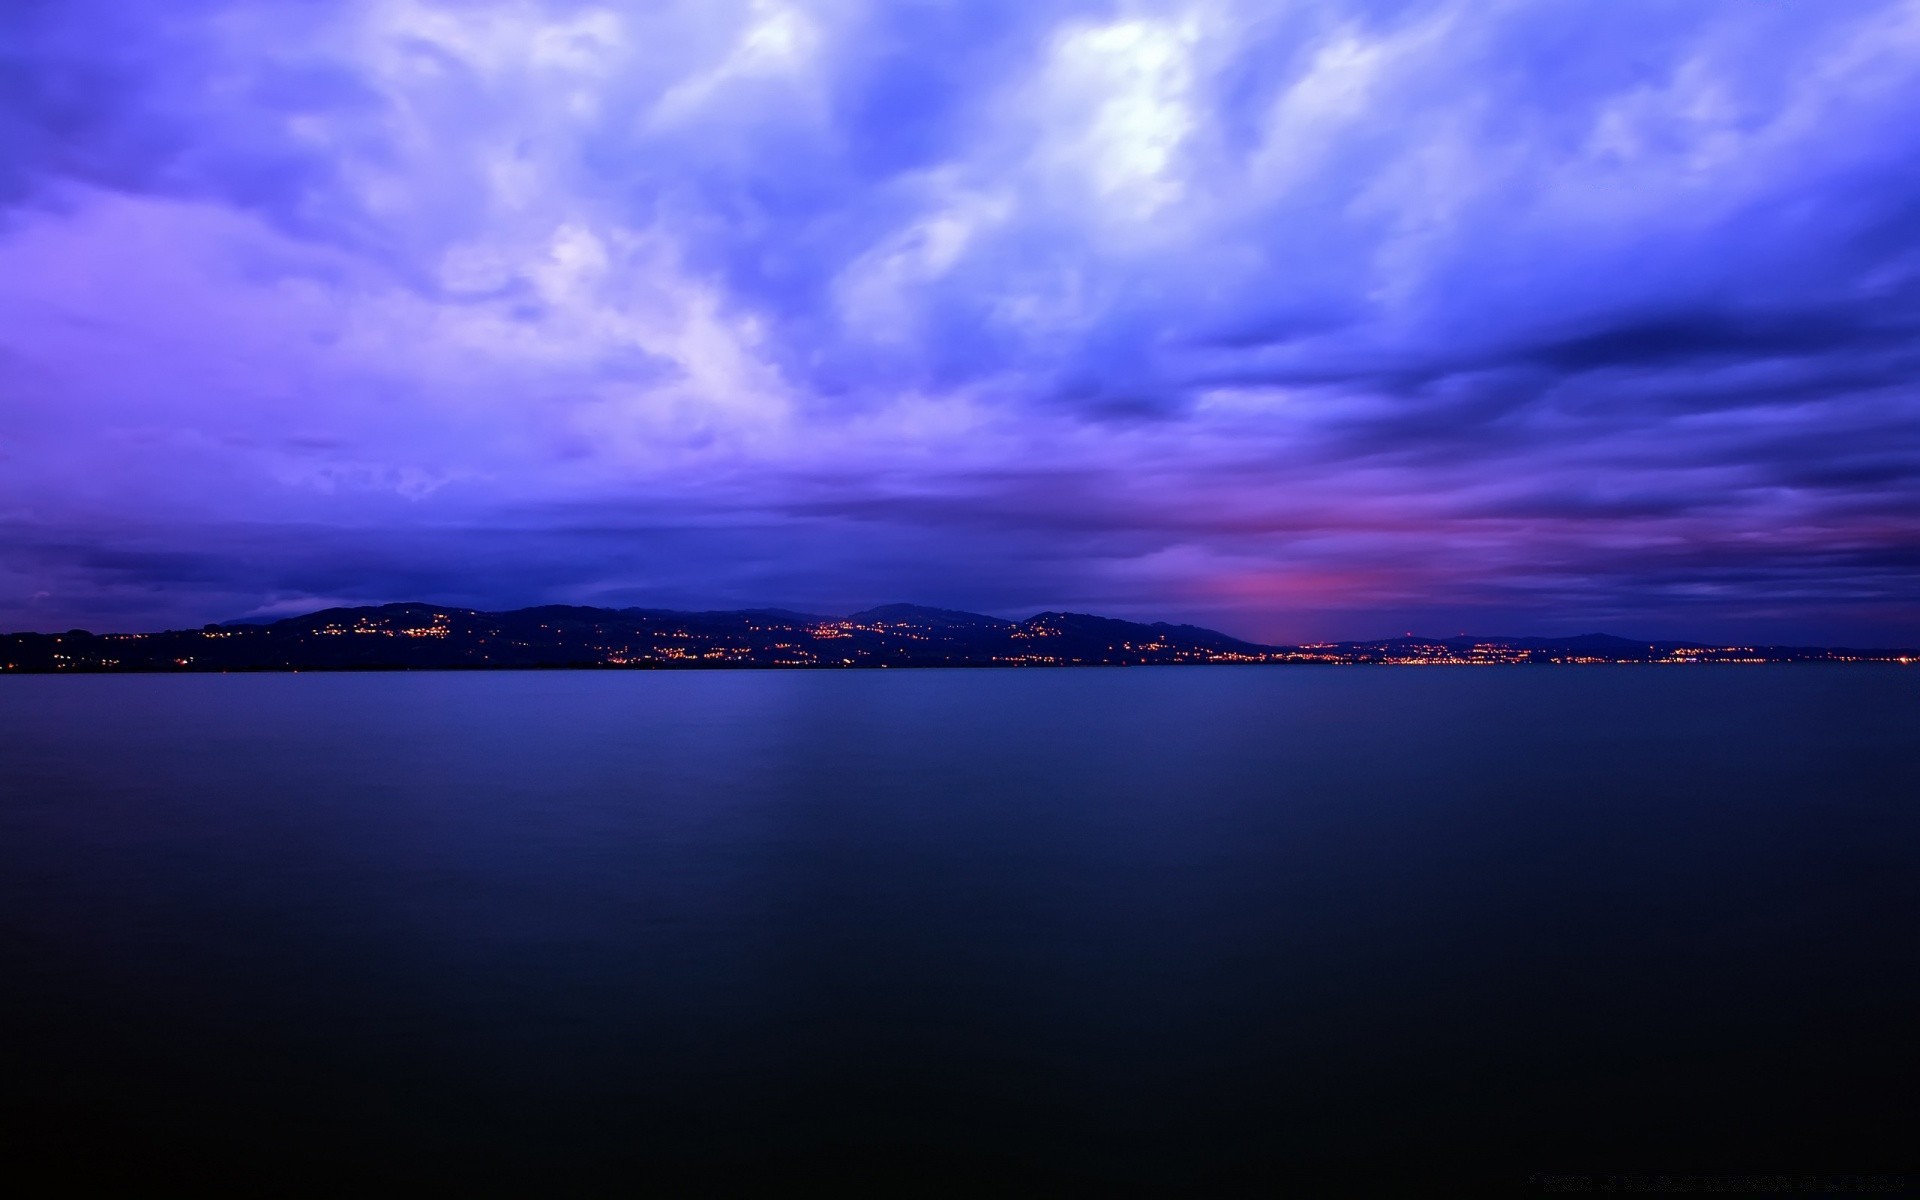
4,0,1918,641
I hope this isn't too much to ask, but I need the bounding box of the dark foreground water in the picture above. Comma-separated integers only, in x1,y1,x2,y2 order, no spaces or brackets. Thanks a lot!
3,668,1916,1194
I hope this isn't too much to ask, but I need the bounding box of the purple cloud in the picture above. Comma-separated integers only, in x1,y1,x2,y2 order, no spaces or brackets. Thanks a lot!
3,0,1918,641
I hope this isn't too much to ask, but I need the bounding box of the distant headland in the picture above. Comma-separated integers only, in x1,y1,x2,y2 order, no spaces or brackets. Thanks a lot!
1,604,1912,672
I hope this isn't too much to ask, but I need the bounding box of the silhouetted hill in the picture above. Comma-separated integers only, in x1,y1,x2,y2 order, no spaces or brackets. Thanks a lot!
1025,612,1269,655
848,604,1016,629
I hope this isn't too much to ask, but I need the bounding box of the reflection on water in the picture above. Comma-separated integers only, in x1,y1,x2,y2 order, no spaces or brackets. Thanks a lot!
3,668,1916,1189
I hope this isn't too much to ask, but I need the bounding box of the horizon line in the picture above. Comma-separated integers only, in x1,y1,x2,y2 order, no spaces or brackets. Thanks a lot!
6,599,1915,654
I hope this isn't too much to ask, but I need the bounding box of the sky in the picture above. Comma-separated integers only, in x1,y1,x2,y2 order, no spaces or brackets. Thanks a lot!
3,0,1918,643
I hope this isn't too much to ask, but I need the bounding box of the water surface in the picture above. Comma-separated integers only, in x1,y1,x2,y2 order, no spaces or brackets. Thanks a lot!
3,668,1915,1191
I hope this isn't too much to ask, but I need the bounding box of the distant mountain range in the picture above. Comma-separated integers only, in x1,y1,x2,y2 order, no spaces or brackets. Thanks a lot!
1,603,1912,672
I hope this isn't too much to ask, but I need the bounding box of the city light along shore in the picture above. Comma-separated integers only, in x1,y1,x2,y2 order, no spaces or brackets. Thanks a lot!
3,604,1913,672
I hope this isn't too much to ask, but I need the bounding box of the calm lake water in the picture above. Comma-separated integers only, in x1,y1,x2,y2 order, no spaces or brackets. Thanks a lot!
3,667,1916,1192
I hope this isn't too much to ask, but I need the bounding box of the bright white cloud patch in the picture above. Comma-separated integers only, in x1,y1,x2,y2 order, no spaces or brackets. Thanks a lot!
1040,16,1202,216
